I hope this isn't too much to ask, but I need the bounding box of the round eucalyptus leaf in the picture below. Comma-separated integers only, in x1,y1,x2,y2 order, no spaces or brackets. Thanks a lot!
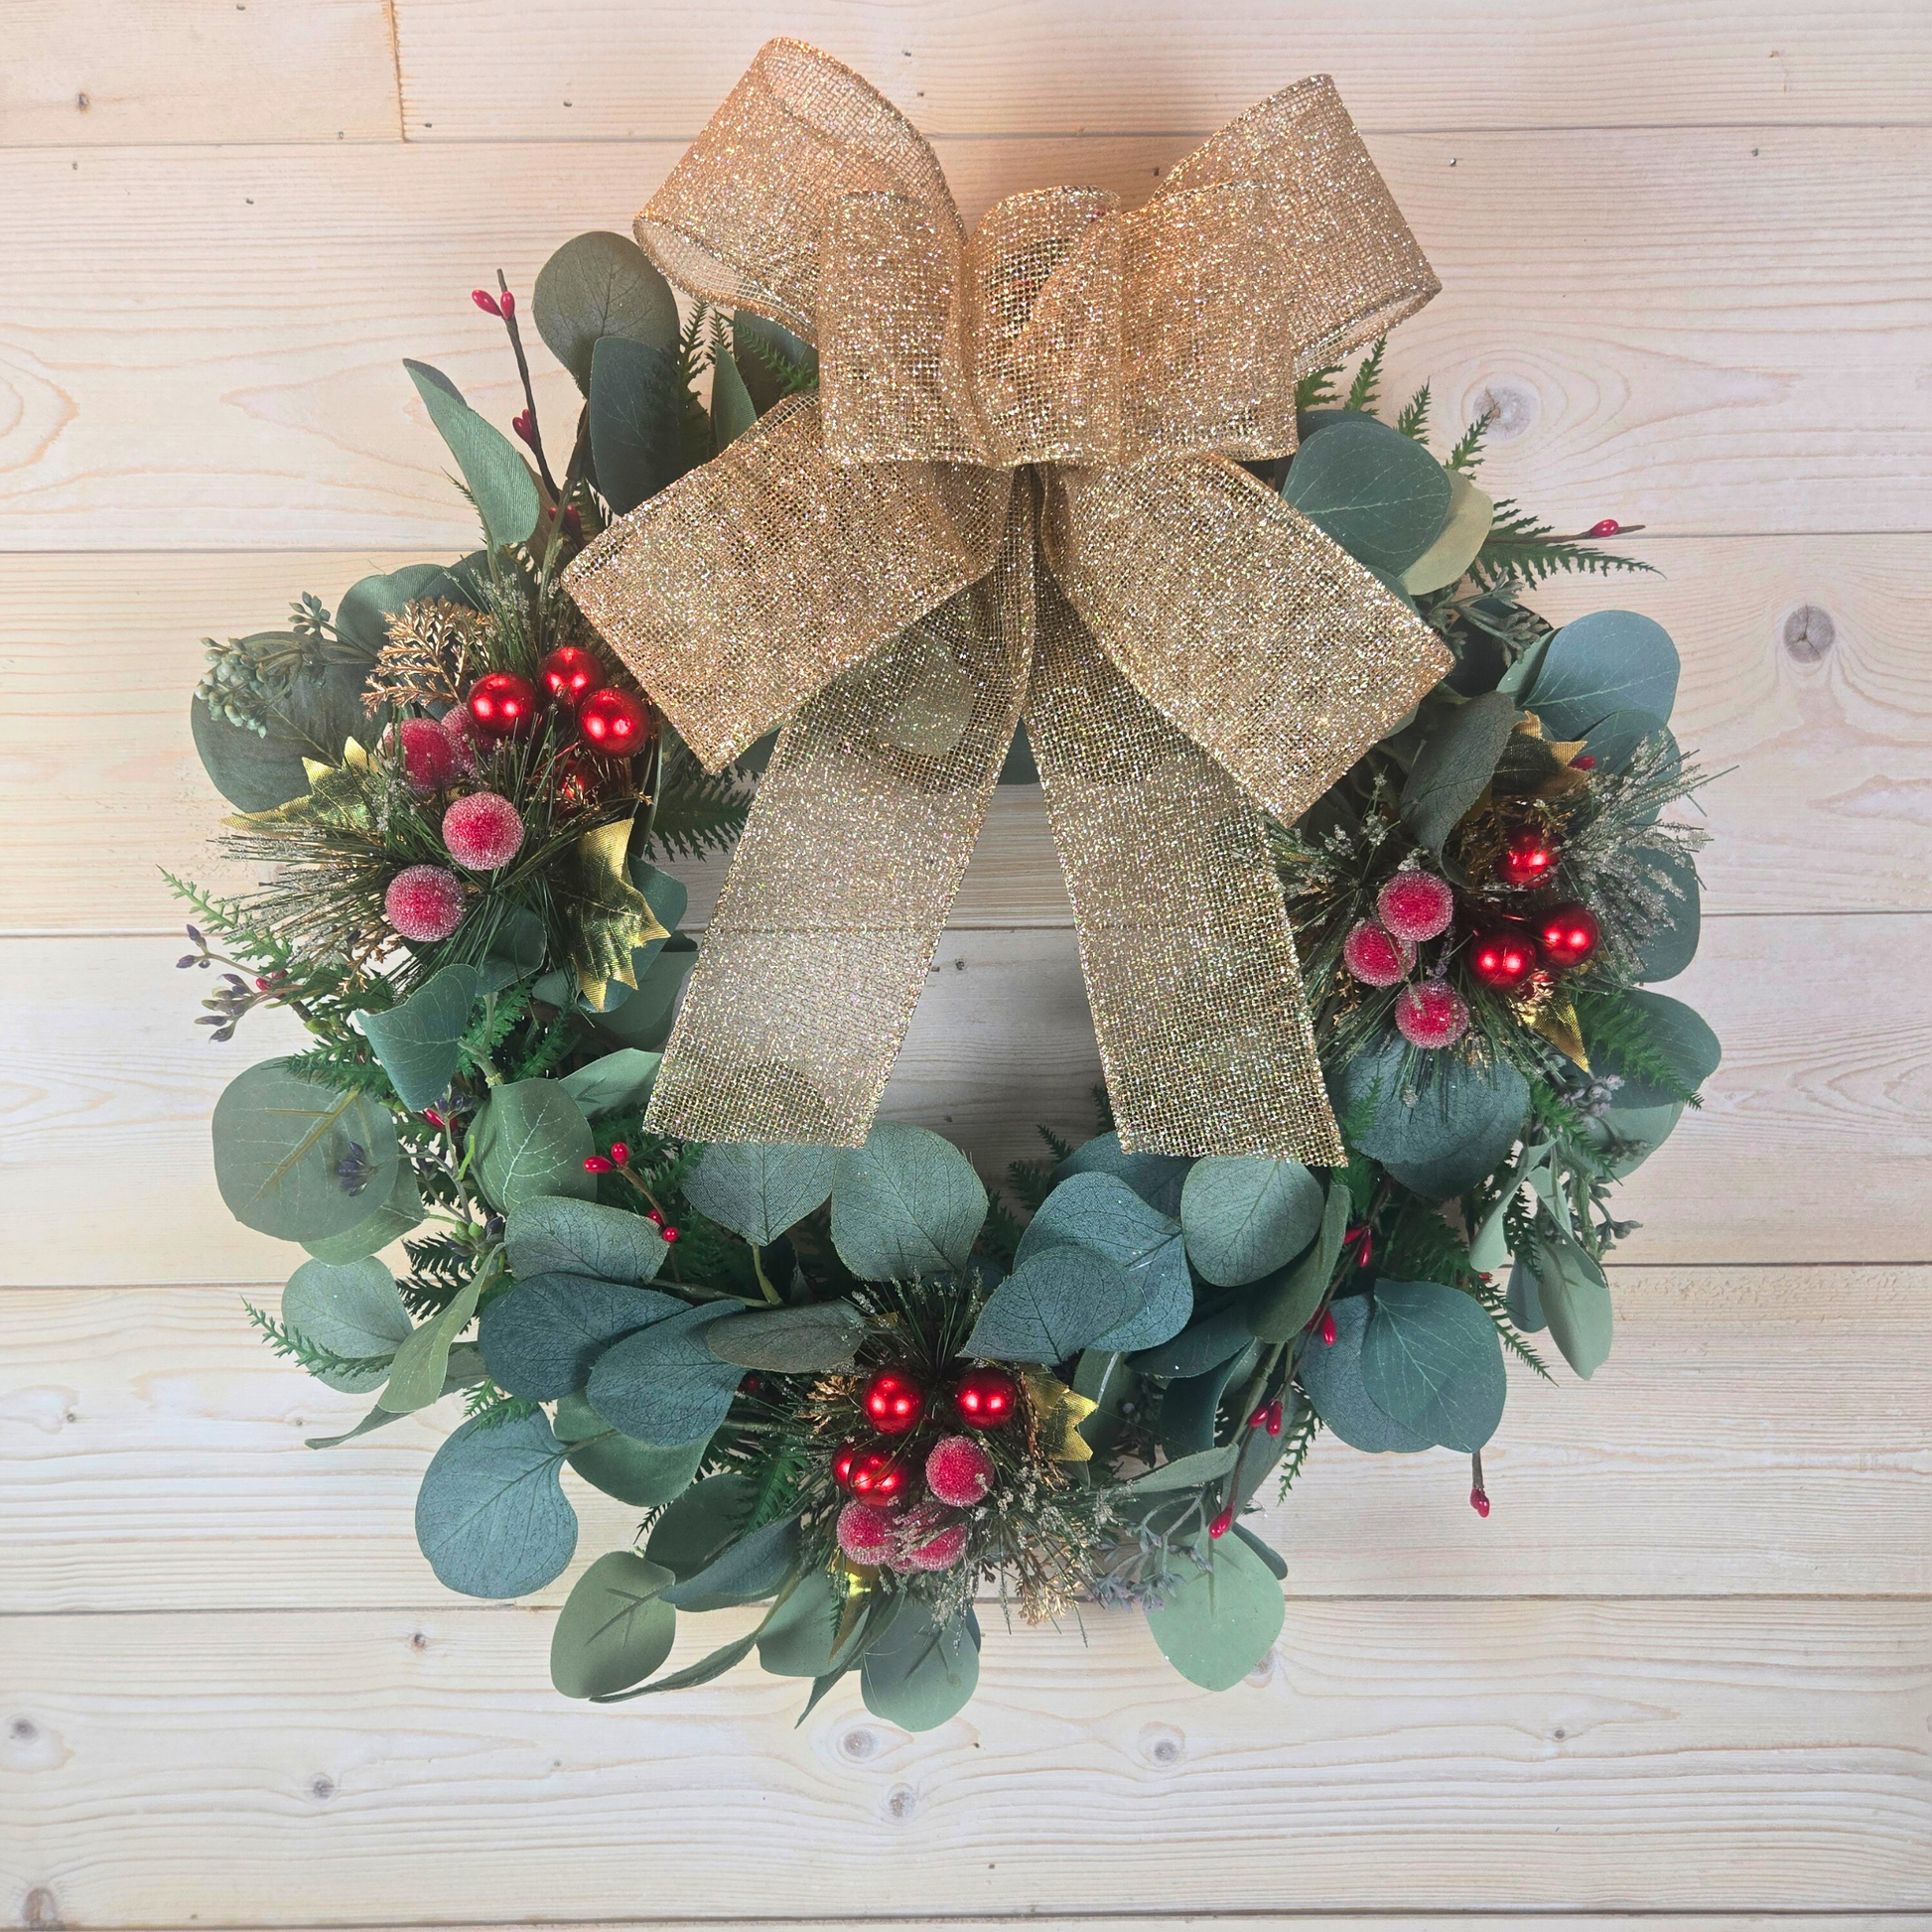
479,1274,682,1401
470,1080,596,1213
831,1122,988,1280
758,1569,861,1680
587,1305,741,1447
211,1059,400,1243
1281,414,1453,574
861,1596,980,1732
414,1410,577,1599
1145,1529,1285,1692
1179,1156,1324,1287
191,655,373,812
354,964,480,1114
642,1472,758,1581
566,1430,707,1508
1582,990,1722,1107
333,564,450,661
683,1140,837,1247
1360,1279,1507,1452
1018,1171,1192,1351
301,1163,423,1264
1331,1039,1529,1201
966,1245,1144,1365
1522,609,1679,740
281,1255,412,1393
1298,1293,1433,1452
1052,1130,1193,1216
706,1300,865,1372
550,1551,677,1700
505,1194,667,1288
1631,847,1701,984
536,231,680,393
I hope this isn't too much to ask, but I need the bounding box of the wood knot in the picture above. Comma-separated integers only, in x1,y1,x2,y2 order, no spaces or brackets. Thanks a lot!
309,1774,336,1801
1470,380,1538,444
8,1719,38,1742
21,1888,62,1930
1782,604,1836,663
885,1783,917,1819
74,93,90,113
839,1725,878,1761
409,1630,429,1651
1140,1723,1184,1767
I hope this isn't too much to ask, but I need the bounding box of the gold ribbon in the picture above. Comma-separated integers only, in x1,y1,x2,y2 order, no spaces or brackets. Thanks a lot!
565,39,1450,1163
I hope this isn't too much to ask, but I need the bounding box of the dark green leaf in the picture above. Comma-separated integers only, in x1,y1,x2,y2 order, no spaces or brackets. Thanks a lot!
1121,1444,1241,1494
334,564,451,660
831,1122,987,1279
706,1300,865,1372
1331,1039,1529,1200
587,1303,741,1445
1633,846,1701,983
1053,1129,1192,1215
861,1596,979,1731
662,1518,799,1611
470,1080,596,1213
505,1194,668,1287
403,360,540,552
1130,1304,1258,1380
683,1141,837,1247
1360,1278,1507,1451
758,1569,864,1679
550,1551,677,1699
965,1246,1142,1364
732,311,818,415
1281,414,1452,574
211,1059,399,1243
710,345,757,448
1245,1177,1350,1341
354,964,480,1112
1018,1172,1192,1350
191,659,370,811
558,1048,662,1116
1298,1294,1432,1452
554,1391,710,1505
414,1410,577,1598
1400,690,1519,852
591,1630,758,1703
1179,1156,1323,1288
1584,990,1723,1107
1157,1340,1258,1458
1522,609,1679,739
642,1472,757,1581
379,1269,483,1413
589,334,689,515
479,1274,681,1401
536,231,680,393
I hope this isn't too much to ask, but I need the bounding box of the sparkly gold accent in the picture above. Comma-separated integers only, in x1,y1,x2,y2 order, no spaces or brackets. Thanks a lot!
361,600,480,717
557,814,670,1007
565,39,1449,1162
1022,1369,1100,1463
1528,995,1590,1070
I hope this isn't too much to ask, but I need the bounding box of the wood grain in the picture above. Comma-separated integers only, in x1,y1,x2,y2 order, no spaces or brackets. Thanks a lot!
143,1923,1932,1932
6,537,1927,935
387,1,1932,140
4,1599,1926,1920
4,129,1931,549
5,1268,1926,1613
3,914,1923,1286
4,0,402,146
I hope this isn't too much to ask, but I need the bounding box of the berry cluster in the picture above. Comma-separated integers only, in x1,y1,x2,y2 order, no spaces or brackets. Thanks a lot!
831,1364,1019,1576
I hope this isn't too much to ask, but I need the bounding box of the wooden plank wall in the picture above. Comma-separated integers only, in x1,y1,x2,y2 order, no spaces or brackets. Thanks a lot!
3,4,1930,1926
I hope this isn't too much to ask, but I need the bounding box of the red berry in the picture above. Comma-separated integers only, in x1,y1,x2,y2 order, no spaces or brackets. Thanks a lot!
1469,926,1537,993
952,1364,1020,1429
863,1368,925,1437
608,1142,629,1166
1536,903,1600,971
1376,868,1455,943
660,1226,679,1244
840,1448,910,1507
1341,919,1413,989
441,791,525,871
1266,1400,1283,1438
1208,1506,1235,1539
1587,518,1620,537
383,865,466,942
1247,1405,1269,1431
836,1501,897,1564
511,408,535,447
645,1207,663,1226
1320,1309,1338,1347
577,686,651,757
1574,754,1597,770
471,289,501,317
583,1155,613,1173
467,671,538,738
394,716,464,792
423,1108,445,1129
498,289,515,319
832,1442,861,1490
1395,979,1470,1050
1470,1486,1491,1517
538,646,600,707
1498,828,1557,889
925,1434,996,1507
898,1511,969,1573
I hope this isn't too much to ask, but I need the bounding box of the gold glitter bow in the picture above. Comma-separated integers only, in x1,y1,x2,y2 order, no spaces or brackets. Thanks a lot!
565,39,1450,1161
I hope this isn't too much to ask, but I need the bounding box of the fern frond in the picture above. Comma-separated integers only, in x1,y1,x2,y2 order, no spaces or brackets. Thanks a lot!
1295,361,1342,412
647,755,752,860
1394,383,1432,441
1472,499,1657,590
1344,338,1387,414
1445,408,1493,475
244,1300,395,1382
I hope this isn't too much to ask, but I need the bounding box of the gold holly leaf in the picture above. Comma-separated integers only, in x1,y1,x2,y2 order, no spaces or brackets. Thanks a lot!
1022,1369,1099,1463
1529,996,1590,1069
557,813,669,1008
227,743,379,835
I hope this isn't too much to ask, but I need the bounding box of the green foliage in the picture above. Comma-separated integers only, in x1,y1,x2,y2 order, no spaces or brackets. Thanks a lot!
1473,498,1655,591
1178,1156,1323,1288
830,1122,988,1280
1145,1529,1285,1692
1344,337,1388,414
1394,383,1431,441
1016,1171,1192,1351
243,1300,397,1389
646,746,754,860
415,1409,578,1598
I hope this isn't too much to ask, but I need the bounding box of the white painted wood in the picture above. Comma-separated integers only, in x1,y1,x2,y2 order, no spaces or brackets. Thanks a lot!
3,1600,1927,1920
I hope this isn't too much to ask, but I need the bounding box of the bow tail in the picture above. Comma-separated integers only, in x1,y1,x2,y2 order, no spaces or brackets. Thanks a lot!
642,483,1036,1145
1026,562,1345,1166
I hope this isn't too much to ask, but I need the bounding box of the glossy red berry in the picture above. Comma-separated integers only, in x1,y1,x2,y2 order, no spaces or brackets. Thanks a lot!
607,1142,629,1166
1470,1485,1492,1517
862,1368,925,1437
423,1108,445,1129
537,645,600,707
466,671,538,738
1537,903,1600,970
952,1364,1020,1430
583,1155,613,1173
660,1225,680,1245
1266,1400,1284,1438
1208,1506,1235,1538
577,686,652,758
1320,1308,1338,1347
1469,927,1538,993
511,408,536,447
1587,518,1621,537
498,288,516,319
1498,828,1557,889
839,1446,910,1506
471,288,501,317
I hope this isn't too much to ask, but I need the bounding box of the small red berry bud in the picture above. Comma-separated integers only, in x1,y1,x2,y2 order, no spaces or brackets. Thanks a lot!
608,1141,629,1166
1587,518,1621,537
660,1225,680,1244
423,1107,445,1129
583,1155,613,1173
254,977,269,991
1209,1506,1234,1539
1266,1400,1284,1438
1247,1405,1268,1431
1320,1309,1337,1347
511,408,535,447
498,289,515,319
471,289,501,317
561,505,583,540
1470,1486,1491,1518
1574,754,1597,770
644,1207,663,1226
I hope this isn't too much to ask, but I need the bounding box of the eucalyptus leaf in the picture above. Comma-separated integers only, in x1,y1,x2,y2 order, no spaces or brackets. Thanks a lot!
590,941,695,1050
1245,1177,1350,1341
191,658,369,811
479,1274,682,1401
414,1410,577,1598
1522,609,1680,739
379,1269,483,1413
1399,467,1494,596
1179,1156,1323,1288
1528,1228,1614,1379
504,1193,668,1287
758,1568,864,1680
706,1300,865,1372
1145,1529,1285,1692
1298,1293,1433,1452
566,1430,707,1508
1360,1278,1507,1452
642,1472,757,1581
710,345,757,449
535,230,680,392
831,1122,987,1279
550,1551,677,1699
1018,1171,1192,1351
1505,1255,1548,1332
1331,1039,1529,1200
1583,990,1722,1107
301,1163,422,1263
586,1303,741,1446
333,564,451,660
1071,1347,1138,1457
589,334,689,516
558,1048,662,1116
1580,707,1678,776
470,1080,596,1212
861,1596,979,1732
966,1246,1143,1364
1400,690,1518,852
1121,1443,1241,1494
627,860,688,975
683,1141,837,1247
281,1255,412,1393
354,964,480,1112
593,1630,759,1702
1281,414,1452,574
1053,1129,1192,1215
211,1060,399,1243
1631,847,1702,984
403,360,540,552
1130,1304,1258,1381
662,1517,799,1611
1156,1339,1258,1459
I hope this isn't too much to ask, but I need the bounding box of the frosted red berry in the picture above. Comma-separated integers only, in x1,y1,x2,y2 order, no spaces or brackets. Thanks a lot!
394,716,463,791
1395,979,1470,1050
1341,918,1413,988
900,1516,969,1573
441,791,525,871
836,1501,897,1564
383,865,466,942
925,1434,996,1507
1376,868,1455,943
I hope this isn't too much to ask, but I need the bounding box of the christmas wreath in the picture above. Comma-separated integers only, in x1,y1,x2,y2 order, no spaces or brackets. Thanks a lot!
180,47,1718,1728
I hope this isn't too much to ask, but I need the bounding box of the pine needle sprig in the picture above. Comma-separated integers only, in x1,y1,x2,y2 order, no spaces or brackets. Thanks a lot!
1274,1401,1322,1500
730,316,820,401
